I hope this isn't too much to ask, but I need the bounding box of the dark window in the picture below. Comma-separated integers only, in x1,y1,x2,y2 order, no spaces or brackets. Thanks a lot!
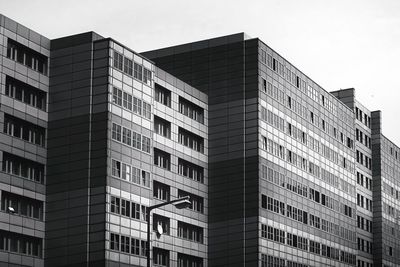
178,127,204,153
177,158,204,183
1,191,43,220
153,181,170,201
154,116,171,138
177,221,203,243
178,253,203,267
113,51,123,70
4,114,45,146
154,149,171,170
0,230,42,257
2,152,44,183
7,39,48,75
178,97,204,124
153,214,170,235
5,76,47,111
155,83,171,107
153,248,169,266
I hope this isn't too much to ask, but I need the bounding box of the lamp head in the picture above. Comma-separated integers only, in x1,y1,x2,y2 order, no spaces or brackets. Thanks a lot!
173,196,191,209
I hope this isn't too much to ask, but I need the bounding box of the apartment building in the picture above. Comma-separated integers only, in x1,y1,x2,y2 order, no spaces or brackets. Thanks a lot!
1,13,400,267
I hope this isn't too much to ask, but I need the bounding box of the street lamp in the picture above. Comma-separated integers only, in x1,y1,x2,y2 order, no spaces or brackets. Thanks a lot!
146,196,191,267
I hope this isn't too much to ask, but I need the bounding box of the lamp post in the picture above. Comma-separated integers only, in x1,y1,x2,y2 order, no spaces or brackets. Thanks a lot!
146,196,191,267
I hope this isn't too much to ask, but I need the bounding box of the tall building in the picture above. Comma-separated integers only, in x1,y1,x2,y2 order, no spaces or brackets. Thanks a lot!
0,13,400,267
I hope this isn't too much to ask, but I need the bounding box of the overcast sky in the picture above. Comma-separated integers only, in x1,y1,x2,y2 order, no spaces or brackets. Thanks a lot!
1,0,399,144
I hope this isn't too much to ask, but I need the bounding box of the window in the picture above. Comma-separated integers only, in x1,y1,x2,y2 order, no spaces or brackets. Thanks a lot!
113,51,123,70
123,57,133,75
154,116,171,138
177,158,204,183
112,159,121,178
141,136,151,153
143,67,152,86
153,248,169,266
2,152,44,183
153,181,170,201
154,149,171,170
7,39,48,75
142,102,152,119
111,159,150,187
153,214,170,235
134,62,143,81
4,114,45,146
0,230,42,257
155,84,171,107
177,221,203,243
178,97,204,124
111,123,122,142
122,128,132,146
5,76,47,111
1,191,43,220
122,92,132,111
112,87,123,106
178,127,204,153
178,253,203,267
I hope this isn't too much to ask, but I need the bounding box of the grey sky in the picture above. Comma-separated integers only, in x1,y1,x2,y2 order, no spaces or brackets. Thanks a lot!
1,0,399,144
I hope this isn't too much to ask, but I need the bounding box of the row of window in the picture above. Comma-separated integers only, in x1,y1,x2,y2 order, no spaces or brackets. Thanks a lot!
261,107,285,132
357,260,372,267
2,152,44,183
110,195,148,221
154,84,205,125
356,150,372,170
0,230,42,258
260,224,356,265
177,158,204,184
262,165,307,198
178,127,204,153
177,221,204,243
261,50,341,119
1,191,43,220
263,136,355,188
356,128,372,149
111,123,151,153
154,118,205,154
154,149,205,186
178,97,204,124
261,254,309,267
262,163,355,216
5,76,47,111
355,107,371,128
6,39,48,75
382,180,400,200
112,87,151,119
110,232,147,257
152,213,204,244
263,164,345,216
357,215,373,233
356,193,373,212
261,194,355,242
113,51,152,87
383,202,399,218
357,172,372,191
262,79,354,150
4,114,46,147
111,158,150,187
357,237,372,254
